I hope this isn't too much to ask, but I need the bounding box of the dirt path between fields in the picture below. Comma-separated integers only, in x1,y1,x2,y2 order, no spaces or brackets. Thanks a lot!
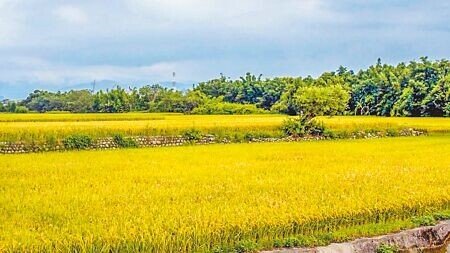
261,220,450,253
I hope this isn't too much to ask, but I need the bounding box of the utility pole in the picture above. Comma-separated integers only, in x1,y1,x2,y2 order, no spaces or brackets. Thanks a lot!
172,72,176,89
91,80,96,94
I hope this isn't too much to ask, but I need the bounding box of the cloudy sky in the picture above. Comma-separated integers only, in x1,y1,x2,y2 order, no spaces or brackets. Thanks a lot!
0,0,449,98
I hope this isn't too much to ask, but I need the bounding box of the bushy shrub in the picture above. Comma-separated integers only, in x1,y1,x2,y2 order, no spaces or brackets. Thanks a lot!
323,128,337,139
282,117,307,136
282,116,326,137
15,106,29,113
63,134,92,150
182,128,202,141
295,85,350,117
113,134,138,148
386,128,400,137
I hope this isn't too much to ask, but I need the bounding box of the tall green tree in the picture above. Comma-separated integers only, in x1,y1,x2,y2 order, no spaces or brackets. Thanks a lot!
294,85,350,118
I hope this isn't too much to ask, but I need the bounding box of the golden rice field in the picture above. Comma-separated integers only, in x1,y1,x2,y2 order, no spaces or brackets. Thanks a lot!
318,116,450,134
0,113,450,143
0,112,177,122
0,114,286,142
0,136,449,252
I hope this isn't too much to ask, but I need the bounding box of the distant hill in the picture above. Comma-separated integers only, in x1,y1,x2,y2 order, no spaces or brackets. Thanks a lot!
0,80,199,99
64,80,197,92
0,82,30,100
159,81,196,91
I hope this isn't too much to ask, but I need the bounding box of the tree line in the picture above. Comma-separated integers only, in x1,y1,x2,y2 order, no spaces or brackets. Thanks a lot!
3,57,449,116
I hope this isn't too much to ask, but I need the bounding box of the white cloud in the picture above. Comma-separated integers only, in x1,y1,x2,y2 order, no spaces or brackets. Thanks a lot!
0,0,449,98
0,56,201,86
125,0,336,34
53,5,88,25
0,0,23,46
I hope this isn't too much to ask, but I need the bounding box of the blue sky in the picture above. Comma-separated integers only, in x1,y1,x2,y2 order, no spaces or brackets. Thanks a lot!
0,0,449,98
